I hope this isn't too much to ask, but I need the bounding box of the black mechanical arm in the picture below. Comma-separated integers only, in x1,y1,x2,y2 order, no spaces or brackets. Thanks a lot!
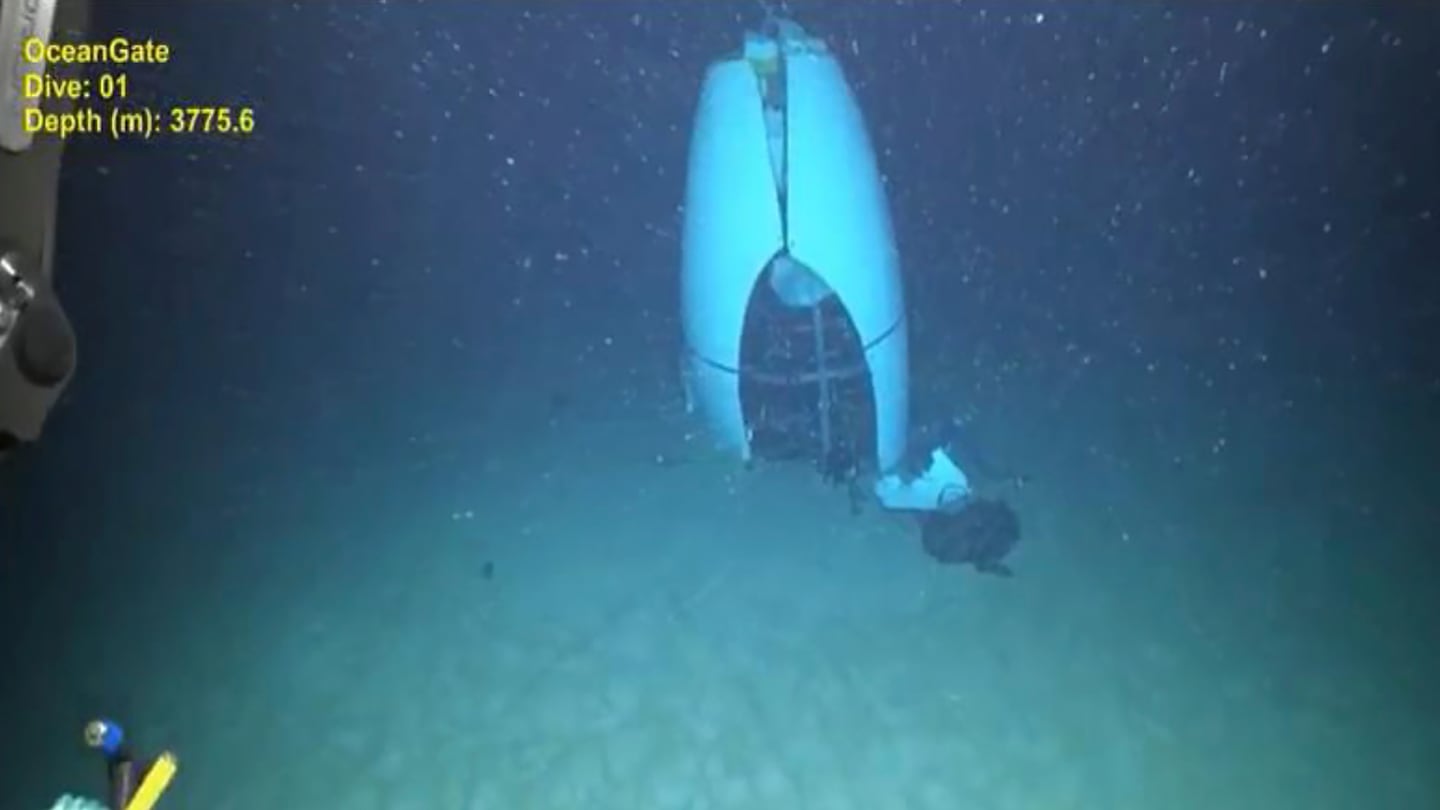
0,0,88,456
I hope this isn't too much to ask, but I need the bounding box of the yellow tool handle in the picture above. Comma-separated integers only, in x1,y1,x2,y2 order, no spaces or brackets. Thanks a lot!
122,752,177,810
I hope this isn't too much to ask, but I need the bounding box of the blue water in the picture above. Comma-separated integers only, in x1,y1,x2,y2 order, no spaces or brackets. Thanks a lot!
3,2,1437,808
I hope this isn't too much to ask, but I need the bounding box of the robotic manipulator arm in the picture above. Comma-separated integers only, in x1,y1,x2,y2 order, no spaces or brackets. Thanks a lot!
0,0,88,458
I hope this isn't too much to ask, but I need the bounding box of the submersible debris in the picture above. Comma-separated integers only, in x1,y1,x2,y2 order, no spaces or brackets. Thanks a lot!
920,498,1020,577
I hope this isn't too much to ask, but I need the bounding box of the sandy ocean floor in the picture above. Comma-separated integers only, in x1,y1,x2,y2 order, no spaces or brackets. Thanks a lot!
4,355,1437,810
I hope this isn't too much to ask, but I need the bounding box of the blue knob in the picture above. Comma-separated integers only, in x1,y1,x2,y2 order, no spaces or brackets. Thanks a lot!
84,719,124,757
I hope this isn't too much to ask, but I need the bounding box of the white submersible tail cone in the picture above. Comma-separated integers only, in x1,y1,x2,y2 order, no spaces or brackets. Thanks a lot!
678,17,909,483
